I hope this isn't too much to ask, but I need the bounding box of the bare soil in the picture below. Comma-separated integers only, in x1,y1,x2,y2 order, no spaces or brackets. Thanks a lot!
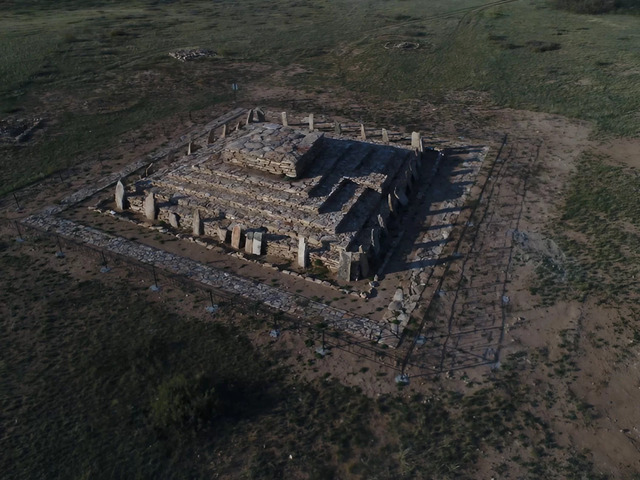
3,77,640,477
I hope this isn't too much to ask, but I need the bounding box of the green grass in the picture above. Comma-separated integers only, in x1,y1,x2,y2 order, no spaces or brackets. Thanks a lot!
1,0,639,194
532,153,640,304
0,240,612,479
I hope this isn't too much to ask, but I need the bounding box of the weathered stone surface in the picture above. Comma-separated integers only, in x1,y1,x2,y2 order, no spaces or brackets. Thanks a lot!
207,129,215,144
245,109,254,125
187,141,193,155
252,231,263,255
360,123,366,140
371,228,380,256
219,123,323,179
381,128,389,144
115,180,126,211
338,249,352,281
192,209,203,235
388,193,395,213
169,212,180,228
308,113,314,132
231,224,242,249
298,236,308,268
281,111,288,126
411,131,422,151
245,232,254,254
334,121,342,135
144,192,156,220
377,214,386,229
221,124,227,138
216,226,228,243
255,107,265,122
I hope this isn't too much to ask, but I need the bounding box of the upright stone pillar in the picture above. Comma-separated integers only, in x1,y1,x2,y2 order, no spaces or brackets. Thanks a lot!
371,228,381,256
115,180,126,211
411,131,422,152
381,128,389,144
308,114,314,132
298,237,308,268
245,109,254,125
144,192,156,220
169,212,180,229
216,226,228,243
245,232,254,254
231,225,243,249
192,209,203,235
234,121,241,131
221,124,227,138
252,231,263,255
255,107,265,122
187,141,193,155
338,249,352,281
360,123,366,140
334,121,342,135
281,112,288,127
207,129,215,144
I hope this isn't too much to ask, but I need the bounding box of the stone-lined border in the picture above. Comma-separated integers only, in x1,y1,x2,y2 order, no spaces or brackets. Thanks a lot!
22,213,394,342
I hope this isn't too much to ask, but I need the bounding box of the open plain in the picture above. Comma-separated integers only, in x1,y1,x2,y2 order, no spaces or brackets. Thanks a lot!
1,1,640,479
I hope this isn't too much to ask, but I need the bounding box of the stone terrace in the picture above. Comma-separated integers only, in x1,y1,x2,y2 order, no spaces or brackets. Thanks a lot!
126,121,426,279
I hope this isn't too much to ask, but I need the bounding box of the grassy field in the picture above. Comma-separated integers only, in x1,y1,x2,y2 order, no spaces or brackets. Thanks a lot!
532,152,640,304
0,236,611,479
1,0,639,194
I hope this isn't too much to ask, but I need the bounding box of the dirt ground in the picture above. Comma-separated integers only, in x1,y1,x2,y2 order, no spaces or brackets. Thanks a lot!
2,77,640,478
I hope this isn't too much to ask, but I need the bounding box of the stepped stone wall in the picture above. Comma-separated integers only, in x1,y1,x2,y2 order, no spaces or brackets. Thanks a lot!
219,124,324,178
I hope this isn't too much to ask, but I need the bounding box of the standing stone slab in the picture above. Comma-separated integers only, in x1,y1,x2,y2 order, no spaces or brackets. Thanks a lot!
187,141,193,155
221,124,227,138
334,121,342,135
371,228,381,256
255,107,265,122
115,180,126,211
143,192,156,220
360,123,366,140
281,112,288,127
308,114,314,132
207,129,215,144
411,131,422,152
245,232,254,254
338,249,353,281
216,226,228,243
388,193,395,213
381,128,389,144
231,225,243,249
252,231,263,255
298,236,308,268
192,209,203,235
169,212,180,229
245,109,254,125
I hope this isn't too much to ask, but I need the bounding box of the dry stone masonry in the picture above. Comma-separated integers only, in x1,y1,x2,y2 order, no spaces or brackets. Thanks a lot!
121,119,437,281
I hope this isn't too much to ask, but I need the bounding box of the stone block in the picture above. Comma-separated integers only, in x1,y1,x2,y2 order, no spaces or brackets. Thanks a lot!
144,192,156,220
245,232,254,254
216,227,228,243
169,212,180,228
381,128,389,144
281,112,288,126
411,131,422,152
252,231,263,255
338,249,352,281
192,209,203,235
308,113,314,132
360,123,366,140
231,224,243,249
298,236,308,268
115,180,126,211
